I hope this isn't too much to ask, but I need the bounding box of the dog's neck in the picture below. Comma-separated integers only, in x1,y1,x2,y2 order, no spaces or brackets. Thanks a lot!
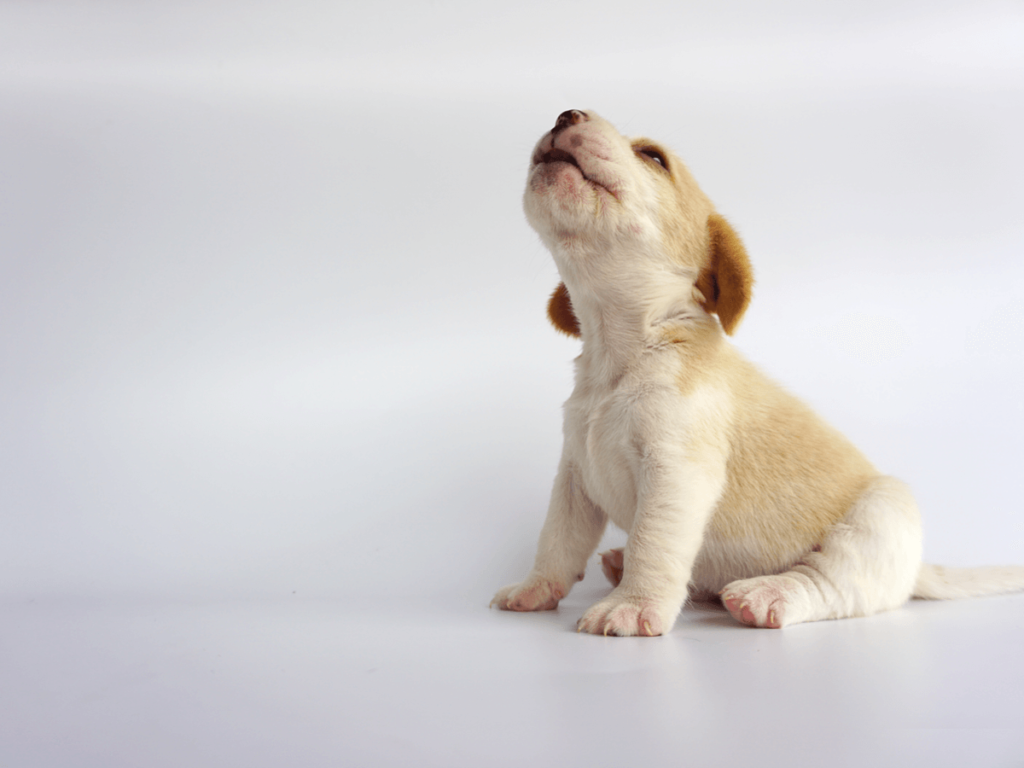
553,238,710,384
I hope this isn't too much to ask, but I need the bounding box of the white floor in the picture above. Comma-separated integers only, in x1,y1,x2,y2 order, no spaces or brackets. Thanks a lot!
5,585,1024,768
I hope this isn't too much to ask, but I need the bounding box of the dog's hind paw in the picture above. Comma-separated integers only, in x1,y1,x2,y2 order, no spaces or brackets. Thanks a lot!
721,575,803,628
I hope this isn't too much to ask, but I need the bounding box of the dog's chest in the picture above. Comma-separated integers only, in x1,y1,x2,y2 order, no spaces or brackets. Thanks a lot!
564,372,668,529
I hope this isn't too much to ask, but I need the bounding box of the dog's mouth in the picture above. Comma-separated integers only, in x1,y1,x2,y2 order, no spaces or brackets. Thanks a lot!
537,148,583,172
534,147,617,200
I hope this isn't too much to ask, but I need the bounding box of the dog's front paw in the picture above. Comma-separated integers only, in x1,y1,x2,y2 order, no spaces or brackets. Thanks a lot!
491,575,567,612
721,575,805,628
576,590,678,637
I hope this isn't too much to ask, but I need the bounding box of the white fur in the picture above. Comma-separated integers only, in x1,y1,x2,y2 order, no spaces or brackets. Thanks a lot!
492,110,1024,635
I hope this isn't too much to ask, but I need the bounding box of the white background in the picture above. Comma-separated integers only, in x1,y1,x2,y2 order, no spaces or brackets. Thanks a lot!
2,1,1023,766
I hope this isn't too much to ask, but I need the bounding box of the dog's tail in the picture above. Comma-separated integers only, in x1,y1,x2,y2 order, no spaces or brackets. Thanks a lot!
913,563,1024,600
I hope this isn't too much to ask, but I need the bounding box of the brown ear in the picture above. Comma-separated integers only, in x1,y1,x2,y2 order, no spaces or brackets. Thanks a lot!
695,214,754,335
547,282,581,337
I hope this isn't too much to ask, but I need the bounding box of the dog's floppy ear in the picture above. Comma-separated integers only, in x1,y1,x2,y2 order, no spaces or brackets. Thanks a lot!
695,214,753,336
547,282,581,337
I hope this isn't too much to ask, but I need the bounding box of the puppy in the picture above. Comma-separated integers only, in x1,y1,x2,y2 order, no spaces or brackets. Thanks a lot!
492,109,1024,636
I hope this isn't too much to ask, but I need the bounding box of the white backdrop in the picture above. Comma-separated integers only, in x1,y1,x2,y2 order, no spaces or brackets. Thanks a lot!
2,2,1023,766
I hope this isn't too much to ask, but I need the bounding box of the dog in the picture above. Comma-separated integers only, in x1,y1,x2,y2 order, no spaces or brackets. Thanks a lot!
491,109,1024,636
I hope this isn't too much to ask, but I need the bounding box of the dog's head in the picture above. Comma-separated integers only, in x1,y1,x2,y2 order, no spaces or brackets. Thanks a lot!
523,110,753,337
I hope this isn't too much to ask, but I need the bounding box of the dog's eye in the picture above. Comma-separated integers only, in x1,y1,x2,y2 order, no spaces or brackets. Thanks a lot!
636,146,669,171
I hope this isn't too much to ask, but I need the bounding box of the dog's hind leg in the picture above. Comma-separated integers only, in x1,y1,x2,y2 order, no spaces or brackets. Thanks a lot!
720,476,922,628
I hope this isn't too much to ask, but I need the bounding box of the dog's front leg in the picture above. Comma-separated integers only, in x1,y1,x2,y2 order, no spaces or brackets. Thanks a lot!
491,458,607,612
577,452,725,636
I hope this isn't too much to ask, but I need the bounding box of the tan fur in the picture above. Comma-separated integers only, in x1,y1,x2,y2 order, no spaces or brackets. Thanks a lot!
692,346,877,589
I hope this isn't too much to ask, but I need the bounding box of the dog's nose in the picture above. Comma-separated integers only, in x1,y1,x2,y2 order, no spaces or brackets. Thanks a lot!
552,109,588,136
